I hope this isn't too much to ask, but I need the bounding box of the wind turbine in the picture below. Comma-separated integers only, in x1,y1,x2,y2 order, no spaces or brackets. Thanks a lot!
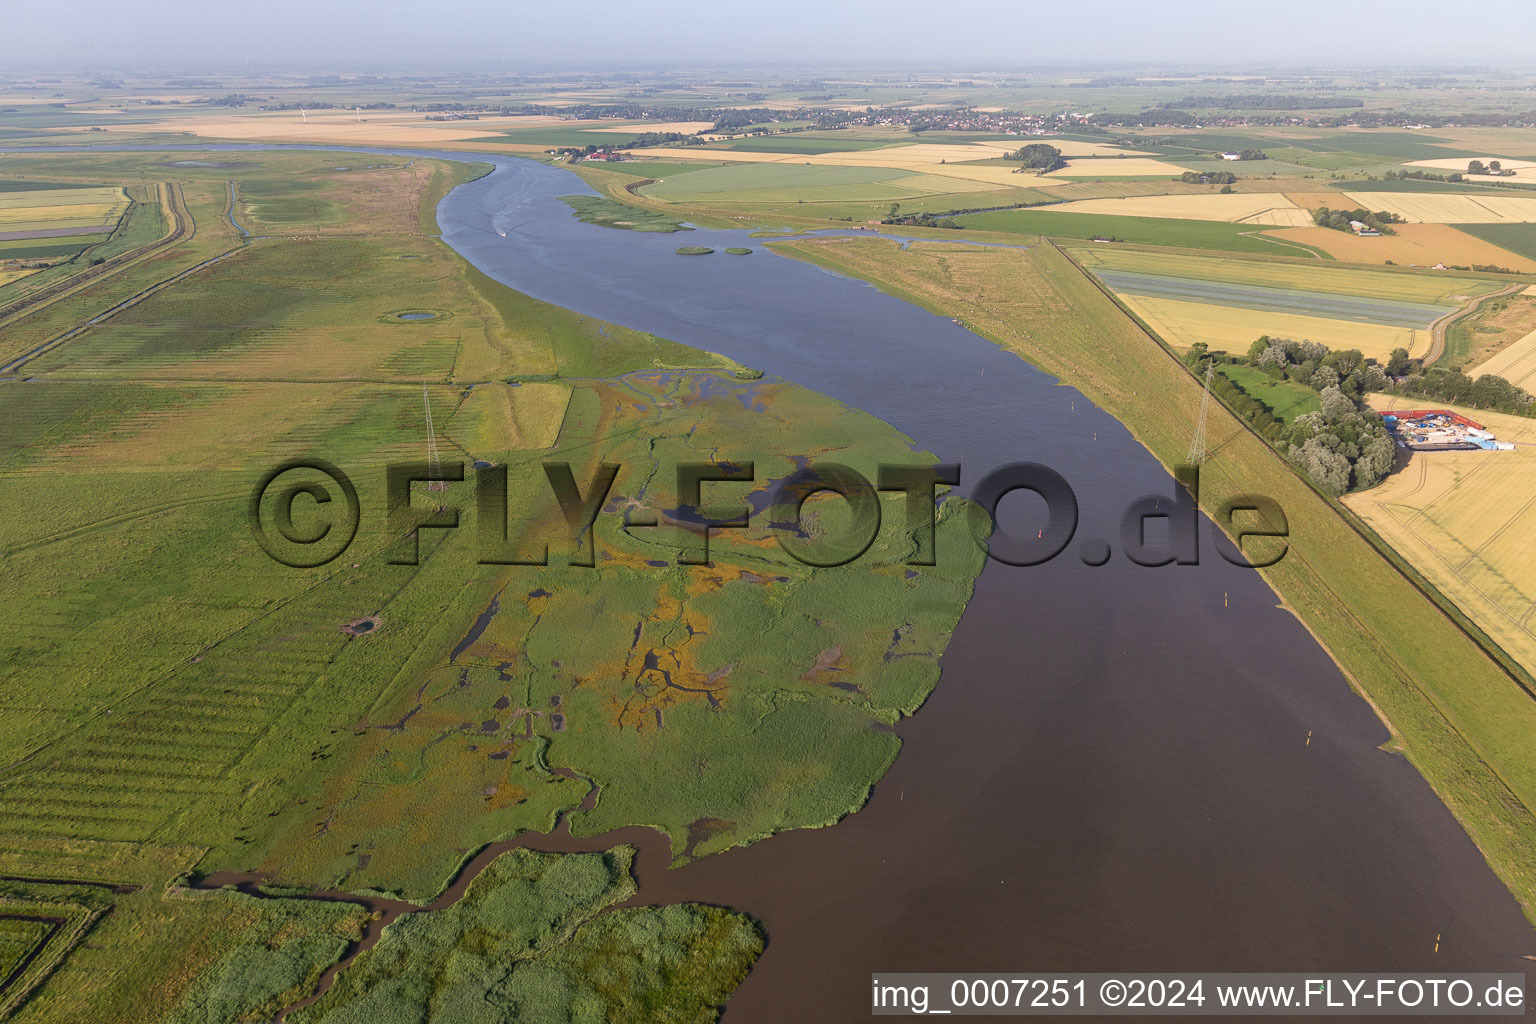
299,106,308,124
355,107,362,123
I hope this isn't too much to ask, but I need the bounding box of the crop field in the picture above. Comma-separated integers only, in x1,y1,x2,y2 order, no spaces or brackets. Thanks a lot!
948,209,1330,256
1038,156,1194,177
1091,269,1457,327
1116,293,1422,359
0,150,984,1022
709,135,898,154
1042,192,1314,225
1340,192,1536,224
1072,247,1501,305
1472,326,1536,389
627,137,1187,190
1409,158,1536,183
641,162,1001,204
1458,223,1536,262
1345,396,1536,676
0,186,130,262
1268,223,1536,272
769,233,1536,935
1446,293,1536,369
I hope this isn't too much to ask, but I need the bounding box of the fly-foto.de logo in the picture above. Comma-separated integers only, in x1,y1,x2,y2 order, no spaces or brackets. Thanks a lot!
249,459,1288,570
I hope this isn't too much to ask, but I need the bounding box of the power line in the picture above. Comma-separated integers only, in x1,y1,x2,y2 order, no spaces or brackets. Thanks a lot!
1187,362,1213,466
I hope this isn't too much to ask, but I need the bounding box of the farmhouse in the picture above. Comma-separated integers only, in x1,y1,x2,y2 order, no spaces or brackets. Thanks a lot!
1349,220,1381,236
1221,152,1241,161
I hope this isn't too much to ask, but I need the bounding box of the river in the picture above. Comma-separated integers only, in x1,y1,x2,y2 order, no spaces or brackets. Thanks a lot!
9,144,1534,1020
434,155,1535,1021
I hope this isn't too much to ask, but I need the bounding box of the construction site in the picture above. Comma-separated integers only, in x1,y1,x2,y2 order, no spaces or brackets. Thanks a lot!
1379,409,1516,451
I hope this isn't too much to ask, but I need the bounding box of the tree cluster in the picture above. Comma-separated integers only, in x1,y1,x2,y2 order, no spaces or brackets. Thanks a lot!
1395,363,1532,414
1002,144,1066,171
1178,170,1237,184
1468,159,1517,177
1383,168,1464,183
1188,337,1395,494
1245,337,1396,493
1311,206,1403,234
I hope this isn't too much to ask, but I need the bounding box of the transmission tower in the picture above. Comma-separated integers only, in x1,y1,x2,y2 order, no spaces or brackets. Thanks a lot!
1187,362,1214,466
423,385,447,492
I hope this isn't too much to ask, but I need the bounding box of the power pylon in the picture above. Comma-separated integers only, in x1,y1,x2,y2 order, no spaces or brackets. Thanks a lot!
1187,362,1214,466
423,385,447,492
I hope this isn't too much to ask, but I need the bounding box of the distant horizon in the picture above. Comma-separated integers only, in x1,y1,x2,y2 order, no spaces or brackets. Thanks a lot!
7,0,1536,70
7,60,1536,76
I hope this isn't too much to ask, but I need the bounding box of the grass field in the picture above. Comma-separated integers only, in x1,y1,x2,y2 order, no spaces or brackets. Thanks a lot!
0,149,984,1021
560,193,690,232
1216,363,1322,423
1346,395,1536,677
1458,223,1536,262
446,380,570,453
290,848,761,1024
948,209,1331,256
768,232,1536,935
641,162,1001,204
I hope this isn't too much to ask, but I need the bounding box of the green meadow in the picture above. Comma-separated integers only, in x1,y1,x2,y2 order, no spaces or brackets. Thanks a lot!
0,149,983,1022
951,208,1331,256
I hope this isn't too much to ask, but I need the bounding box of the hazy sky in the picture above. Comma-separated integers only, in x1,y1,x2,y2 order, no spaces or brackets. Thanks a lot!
9,0,1536,68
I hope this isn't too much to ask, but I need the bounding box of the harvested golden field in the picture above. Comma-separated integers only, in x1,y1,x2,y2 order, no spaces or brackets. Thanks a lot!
1286,192,1348,211
1346,395,1536,676
1408,158,1536,183
1118,293,1423,361
1342,192,1536,224
1266,223,1536,272
1047,192,1310,224
1038,157,1193,178
1472,327,1536,389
